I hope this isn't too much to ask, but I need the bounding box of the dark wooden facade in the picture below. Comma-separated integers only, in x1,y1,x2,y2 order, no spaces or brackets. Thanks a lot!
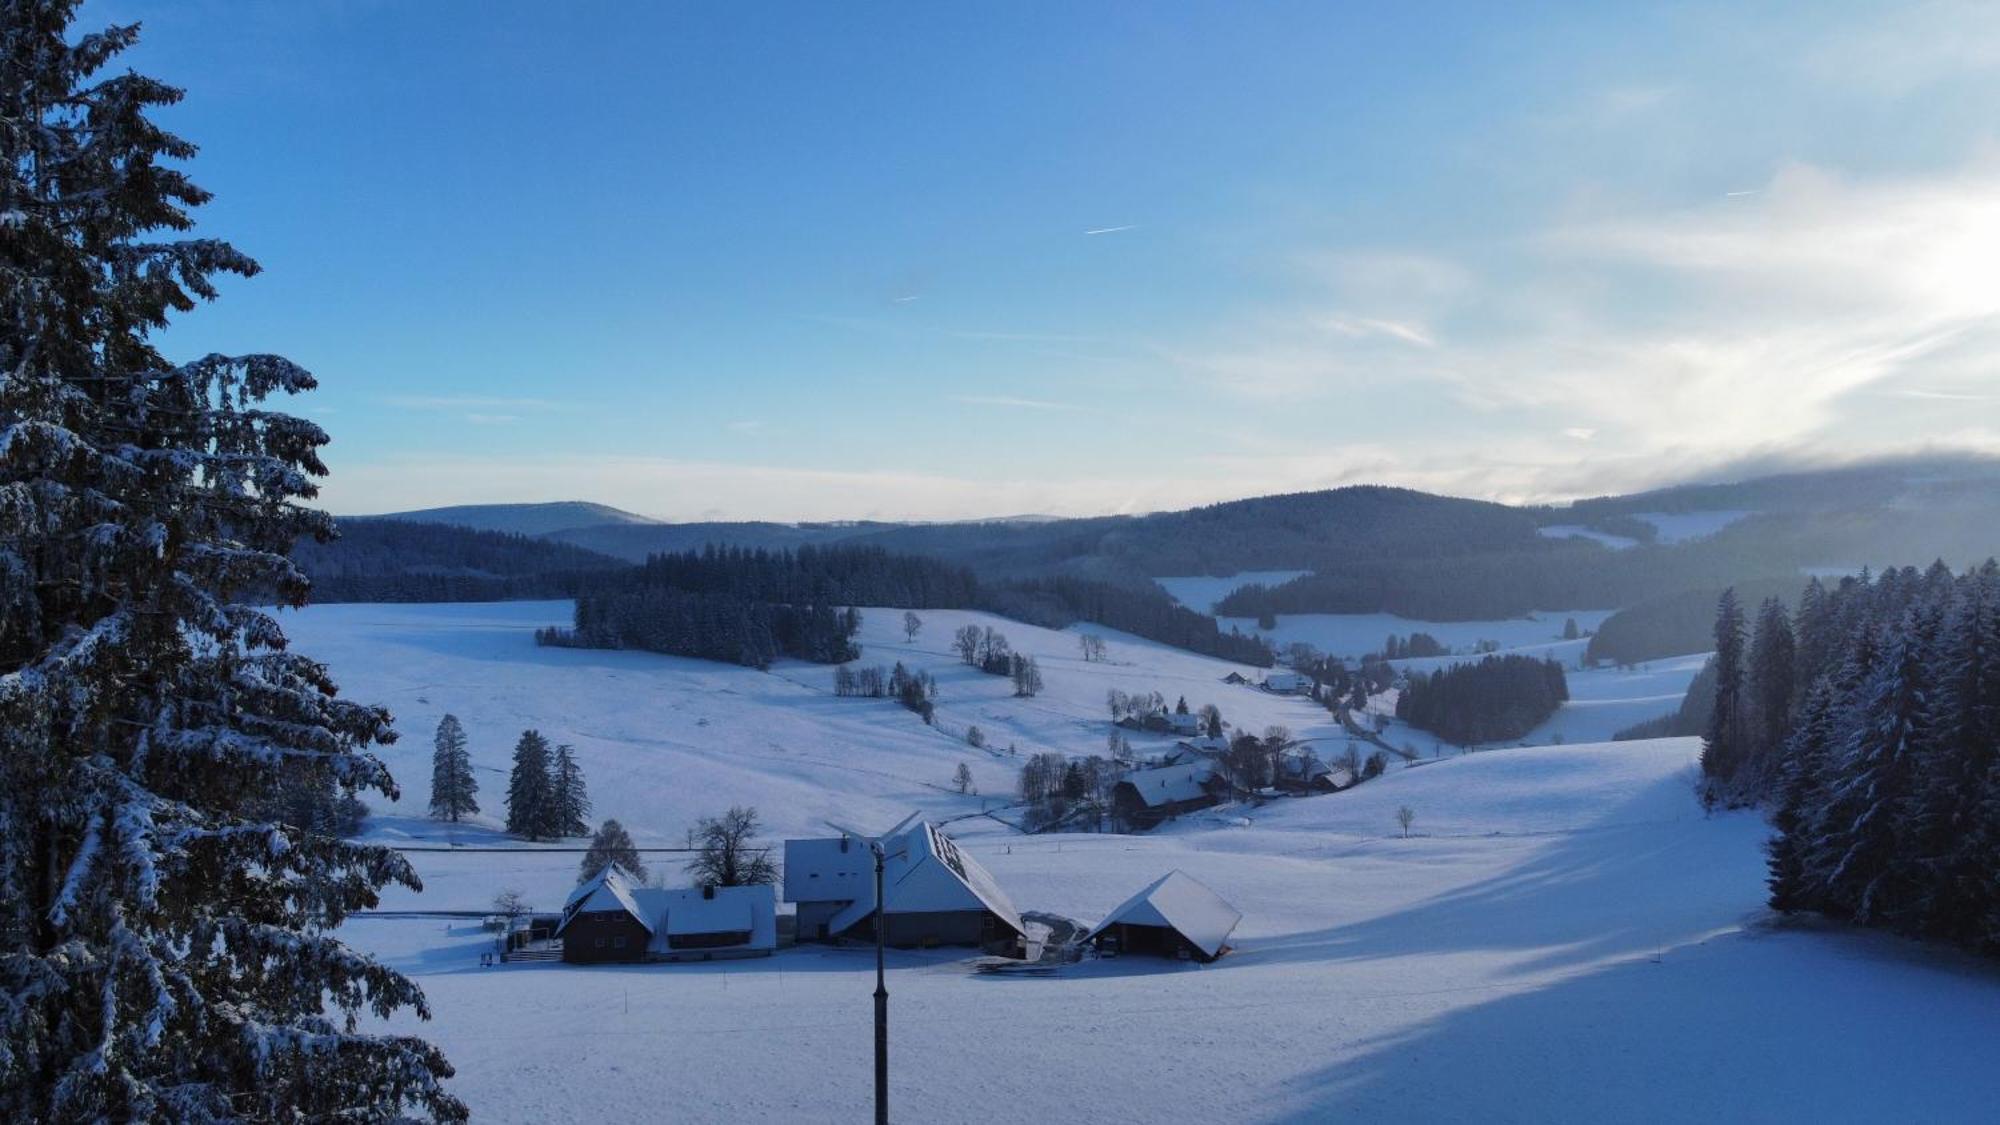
1092,921,1217,963
560,909,651,964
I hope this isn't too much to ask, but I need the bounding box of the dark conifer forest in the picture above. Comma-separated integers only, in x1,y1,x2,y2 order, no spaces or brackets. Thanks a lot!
1394,655,1571,745
1699,563,2000,954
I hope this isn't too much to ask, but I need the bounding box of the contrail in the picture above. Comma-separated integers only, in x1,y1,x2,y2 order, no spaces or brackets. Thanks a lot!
1724,190,1759,197
1084,224,1137,235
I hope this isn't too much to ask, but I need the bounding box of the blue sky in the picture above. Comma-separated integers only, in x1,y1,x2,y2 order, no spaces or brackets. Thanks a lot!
100,1,2000,520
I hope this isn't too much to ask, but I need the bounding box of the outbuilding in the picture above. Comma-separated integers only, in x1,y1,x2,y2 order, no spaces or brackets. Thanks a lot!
1087,870,1241,963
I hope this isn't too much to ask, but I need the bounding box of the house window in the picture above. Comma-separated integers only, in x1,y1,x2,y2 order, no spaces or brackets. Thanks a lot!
613,935,626,949
594,936,606,948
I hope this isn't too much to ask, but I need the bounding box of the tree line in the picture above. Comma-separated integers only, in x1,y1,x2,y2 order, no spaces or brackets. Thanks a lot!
1699,563,2000,955
1394,655,1570,745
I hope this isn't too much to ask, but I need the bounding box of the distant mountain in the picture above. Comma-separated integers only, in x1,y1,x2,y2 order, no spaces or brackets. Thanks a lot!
298,519,627,603
326,453,2000,619
363,501,660,537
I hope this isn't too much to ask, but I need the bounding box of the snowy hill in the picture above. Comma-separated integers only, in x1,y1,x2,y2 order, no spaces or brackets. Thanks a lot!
292,602,2000,1123
363,501,661,536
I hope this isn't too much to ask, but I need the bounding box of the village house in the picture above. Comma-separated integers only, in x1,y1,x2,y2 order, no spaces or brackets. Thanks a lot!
1087,870,1242,963
1167,709,1203,736
783,821,1026,957
1260,670,1311,695
1273,749,1356,794
1111,758,1228,830
555,864,777,965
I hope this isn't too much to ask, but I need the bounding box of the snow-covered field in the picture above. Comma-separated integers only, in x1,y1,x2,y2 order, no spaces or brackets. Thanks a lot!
280,600,1337,854
1218,608,1617,663
1155,570,1313,613
1537,524,1640,550
1379,651,1711,757
291,603,2000,1123
1638,509,1752,542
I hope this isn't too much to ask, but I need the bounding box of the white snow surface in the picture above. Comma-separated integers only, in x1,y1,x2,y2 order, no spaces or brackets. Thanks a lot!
1087,869,1243,958
1636,509,1753,542
289,603,2000,1123
1154,570,1312,613
1220,608,1617,662
1536,524,1640,550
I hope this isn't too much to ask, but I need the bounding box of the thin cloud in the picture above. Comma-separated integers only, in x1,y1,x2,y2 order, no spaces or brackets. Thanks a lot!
1084,225,1137,235
464,413,518,425
953,394,1087,412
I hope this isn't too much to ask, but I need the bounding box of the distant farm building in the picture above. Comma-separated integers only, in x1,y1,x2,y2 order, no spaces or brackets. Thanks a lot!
1274,750,1354,794
784,821,1026,957
1167,710,1202,736
1221,671,1251,685
556,864,777,964
1087,870,1242,963
1112,759,1227,829
1261,671,1310,694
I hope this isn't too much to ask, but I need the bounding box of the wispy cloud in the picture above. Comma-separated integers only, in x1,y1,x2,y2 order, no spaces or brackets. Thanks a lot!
464,413,518,425
953,395,1087,412
1084,224,1137,235
725,419,767,433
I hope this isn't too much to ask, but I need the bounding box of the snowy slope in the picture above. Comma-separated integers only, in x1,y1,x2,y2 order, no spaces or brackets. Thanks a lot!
1218,608,1616,662
327,717,2000,1124
279,601,1337,866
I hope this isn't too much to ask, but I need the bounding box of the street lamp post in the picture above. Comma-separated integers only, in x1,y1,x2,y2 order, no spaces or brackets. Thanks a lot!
827,814,916,1125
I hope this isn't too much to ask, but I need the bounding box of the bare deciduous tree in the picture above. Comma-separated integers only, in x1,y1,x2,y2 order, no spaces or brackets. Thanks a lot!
1396,806,1415,837
686,806,777,886
903,611,922,643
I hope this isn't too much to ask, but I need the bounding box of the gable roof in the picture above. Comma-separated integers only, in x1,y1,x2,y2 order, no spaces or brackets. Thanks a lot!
559,865,778,952
1087,870,1242,958
788,821,1025,938
1117,759,1221,808
558,864,652,935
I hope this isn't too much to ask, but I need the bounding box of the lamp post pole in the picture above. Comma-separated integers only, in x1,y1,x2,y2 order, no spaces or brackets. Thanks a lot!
873,842,888,1125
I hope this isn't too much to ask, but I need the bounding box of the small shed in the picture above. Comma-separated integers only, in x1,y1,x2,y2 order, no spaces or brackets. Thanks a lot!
1087,871,1241,963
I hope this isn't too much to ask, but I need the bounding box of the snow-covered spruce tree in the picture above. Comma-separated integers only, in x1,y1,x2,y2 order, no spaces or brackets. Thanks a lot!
0,4,462,1119
1700,587,1749,799
578,819,645,884
1807,607,1937,928
1745,596,1796,790
1767,680,1837,914
428,713,477,822
549,743,589,838
1911,567,2000,944
503,730,554,840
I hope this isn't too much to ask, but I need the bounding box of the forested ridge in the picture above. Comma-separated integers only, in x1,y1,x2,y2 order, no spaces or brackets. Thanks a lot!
1698,563,2000,954
296,518,625,602
535,544,1274,669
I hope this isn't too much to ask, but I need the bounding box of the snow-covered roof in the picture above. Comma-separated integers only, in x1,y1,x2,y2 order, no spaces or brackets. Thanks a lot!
559,866,778,952
787,821,1025,938
1118,760,1220,808
646,884,777,954
1087,870,1242,959
662,887,755,936
558,864,653,934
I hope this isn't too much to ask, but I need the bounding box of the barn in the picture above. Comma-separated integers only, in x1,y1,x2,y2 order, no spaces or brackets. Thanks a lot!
556,864,777,964
1087,870,1241,963
784,820,1026,957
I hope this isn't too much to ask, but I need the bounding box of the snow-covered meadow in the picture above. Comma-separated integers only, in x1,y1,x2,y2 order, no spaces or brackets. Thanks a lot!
292,603,2000,1123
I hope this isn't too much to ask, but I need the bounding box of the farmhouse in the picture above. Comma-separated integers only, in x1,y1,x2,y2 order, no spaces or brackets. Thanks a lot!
1167,710,1202,736
556,864,777,964
1261,671,1310,694
1111,759,1227,829
784,821,1026,956
1087,870,1241,963
1274,750,1354,794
